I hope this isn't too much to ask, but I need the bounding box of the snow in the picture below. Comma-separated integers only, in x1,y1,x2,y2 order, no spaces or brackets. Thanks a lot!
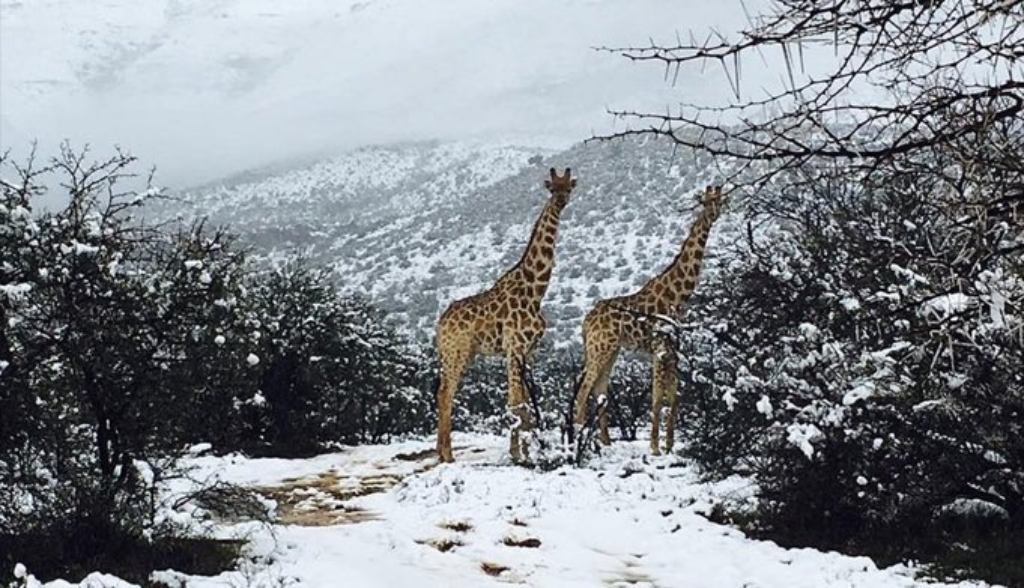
21,434,992,588
843,382,876,406
786,424,823,459
721,389,738,411
246,353,260,366
16,572,139,588
187,443,213,456
798,322,820,339
921,293,972,319
59,241,99,256
0,282,33,300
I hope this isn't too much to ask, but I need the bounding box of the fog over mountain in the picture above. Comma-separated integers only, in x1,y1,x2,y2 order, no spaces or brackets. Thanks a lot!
1,0,766,187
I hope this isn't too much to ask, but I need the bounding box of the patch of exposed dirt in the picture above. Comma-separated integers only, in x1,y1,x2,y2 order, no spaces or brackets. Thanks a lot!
394,448,437,461
502,536,542,548
481,562,510,577
417,538,464,553
257,470,404,527
254,446,450,527
439,521,473,533
279,504,381,527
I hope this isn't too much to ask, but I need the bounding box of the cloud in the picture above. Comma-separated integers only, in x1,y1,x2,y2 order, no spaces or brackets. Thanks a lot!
1,0,768,187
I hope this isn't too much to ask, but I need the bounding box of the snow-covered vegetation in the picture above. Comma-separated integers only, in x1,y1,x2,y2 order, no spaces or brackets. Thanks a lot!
2,0,1023,586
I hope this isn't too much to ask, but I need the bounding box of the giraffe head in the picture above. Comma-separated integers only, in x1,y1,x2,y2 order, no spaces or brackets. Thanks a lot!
544,168,576,206
701,185,724,219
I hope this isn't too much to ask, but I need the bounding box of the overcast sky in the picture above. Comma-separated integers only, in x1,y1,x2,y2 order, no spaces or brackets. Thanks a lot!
1,0,775,188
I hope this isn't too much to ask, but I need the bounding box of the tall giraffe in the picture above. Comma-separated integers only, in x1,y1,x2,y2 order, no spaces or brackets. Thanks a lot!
572,185,723,455
435,168,577,463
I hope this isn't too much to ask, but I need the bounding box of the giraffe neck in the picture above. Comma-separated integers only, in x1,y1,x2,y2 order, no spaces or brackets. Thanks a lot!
639,202,721,311
505,197,565,301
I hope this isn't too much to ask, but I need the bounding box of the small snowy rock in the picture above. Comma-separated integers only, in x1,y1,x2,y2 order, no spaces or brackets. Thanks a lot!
14,563,27,579
214,334,226,346
246,353,260,366
755,395,773,418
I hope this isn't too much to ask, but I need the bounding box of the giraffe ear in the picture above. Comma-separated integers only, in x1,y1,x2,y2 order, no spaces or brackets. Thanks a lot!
570,178,577,189
544,179,553,190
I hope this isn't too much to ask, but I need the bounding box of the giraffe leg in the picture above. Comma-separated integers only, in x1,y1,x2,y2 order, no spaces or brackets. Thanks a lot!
652,342,679,455
594,356,617,446
662,348,680,453
505,319,546,464
436,336,474,464
598,406,611,446
574,345,619,426
503,350,536,465
650,356,664,456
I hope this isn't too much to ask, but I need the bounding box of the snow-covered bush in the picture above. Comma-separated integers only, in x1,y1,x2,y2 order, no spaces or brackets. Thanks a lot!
0,147,258,571
234,262,429,454
680,120,1024,552
0,148,431,577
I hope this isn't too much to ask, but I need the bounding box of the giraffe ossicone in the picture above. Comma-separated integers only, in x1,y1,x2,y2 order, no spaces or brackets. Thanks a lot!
434,167,577,464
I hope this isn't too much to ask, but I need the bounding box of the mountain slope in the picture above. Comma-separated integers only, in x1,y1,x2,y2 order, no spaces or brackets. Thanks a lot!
170,137,738,345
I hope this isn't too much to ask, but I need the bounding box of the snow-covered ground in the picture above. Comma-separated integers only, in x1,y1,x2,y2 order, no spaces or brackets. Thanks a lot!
15,434,997,588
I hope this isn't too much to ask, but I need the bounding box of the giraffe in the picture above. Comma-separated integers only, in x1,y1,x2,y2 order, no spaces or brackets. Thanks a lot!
435,168,577,463
572,185,723,456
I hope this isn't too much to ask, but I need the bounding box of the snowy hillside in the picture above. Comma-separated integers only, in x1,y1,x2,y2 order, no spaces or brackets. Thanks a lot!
164,137,736,343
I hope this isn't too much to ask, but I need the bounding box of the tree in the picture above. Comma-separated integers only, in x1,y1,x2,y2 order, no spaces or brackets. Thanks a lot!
602,0,1023,188
0,146,256,572
241,262,429,454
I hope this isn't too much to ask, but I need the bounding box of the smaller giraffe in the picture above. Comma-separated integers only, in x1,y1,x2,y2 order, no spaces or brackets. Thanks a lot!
573,185,724,455
435,168,577,463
